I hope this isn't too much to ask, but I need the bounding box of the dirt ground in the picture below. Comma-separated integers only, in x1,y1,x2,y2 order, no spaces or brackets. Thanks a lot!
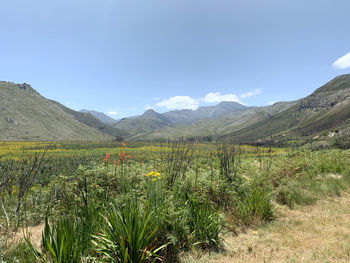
183,192,350,263
5,223,44,249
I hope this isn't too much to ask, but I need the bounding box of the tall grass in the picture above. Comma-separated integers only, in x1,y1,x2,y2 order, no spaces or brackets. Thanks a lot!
235,187,274,226
188,197,223,249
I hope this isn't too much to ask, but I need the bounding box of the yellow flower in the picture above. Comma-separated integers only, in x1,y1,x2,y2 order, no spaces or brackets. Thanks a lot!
152,178,157,181
146,171,156,177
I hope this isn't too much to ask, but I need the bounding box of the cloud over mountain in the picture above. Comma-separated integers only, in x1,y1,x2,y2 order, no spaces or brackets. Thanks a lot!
156,96,199,110
154,89,261,110
333,53,350,69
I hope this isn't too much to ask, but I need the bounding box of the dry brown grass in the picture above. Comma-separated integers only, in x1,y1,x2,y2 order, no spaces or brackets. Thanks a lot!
4,223,44,249
182,192,350,263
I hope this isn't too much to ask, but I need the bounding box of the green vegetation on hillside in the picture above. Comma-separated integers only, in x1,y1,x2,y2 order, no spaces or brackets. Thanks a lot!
1,75,350,145
0,82,112,141
53,101,128,139
221,74,350,145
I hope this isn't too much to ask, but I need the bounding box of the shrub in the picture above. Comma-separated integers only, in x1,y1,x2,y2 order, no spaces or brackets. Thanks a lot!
4,242,37,263
277,188,316,208
27,216,82,263
188,197,223,249
236,187,274,226
93,199,165,263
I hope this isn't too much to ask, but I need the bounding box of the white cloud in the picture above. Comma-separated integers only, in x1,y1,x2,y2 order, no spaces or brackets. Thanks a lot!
156,96,199,110
333,52,350,69
107,111,118,116
154,89,263,111
240,88,262,99
202,92,240,103
144,104,154,110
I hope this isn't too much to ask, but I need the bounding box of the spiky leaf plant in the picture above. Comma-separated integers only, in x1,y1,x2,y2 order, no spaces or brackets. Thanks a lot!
26,216,81,263
93,199,165,263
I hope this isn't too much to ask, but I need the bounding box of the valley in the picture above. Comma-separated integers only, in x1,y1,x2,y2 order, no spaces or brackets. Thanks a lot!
2,74,350,147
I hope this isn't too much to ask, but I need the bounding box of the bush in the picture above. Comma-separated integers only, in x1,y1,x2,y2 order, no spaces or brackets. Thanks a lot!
93,199,165,263
276,186,316,208
4,242,37,263
188,197,223,249
235,187,274,226
27,216,82,263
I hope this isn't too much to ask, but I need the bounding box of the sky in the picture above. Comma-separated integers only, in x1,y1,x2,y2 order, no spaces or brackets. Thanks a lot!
1,0,350,119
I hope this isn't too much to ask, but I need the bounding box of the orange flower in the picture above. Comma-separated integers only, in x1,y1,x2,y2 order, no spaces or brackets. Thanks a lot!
105,153,110,162
119,152,126,162
122,142,126,149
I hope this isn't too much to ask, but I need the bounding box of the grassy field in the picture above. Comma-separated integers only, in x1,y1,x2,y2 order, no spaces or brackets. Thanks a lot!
0,141,349,262
183,192,350,263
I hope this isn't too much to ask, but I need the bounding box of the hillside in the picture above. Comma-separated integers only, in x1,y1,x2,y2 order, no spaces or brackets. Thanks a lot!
113,109,173,136
162,101,248,124
221,74,350,144
113,101,249,138
80,109,117,124
0,82,113,141
123,75,350,144
54,102,128,139
129,101,295,141
2,75,350,144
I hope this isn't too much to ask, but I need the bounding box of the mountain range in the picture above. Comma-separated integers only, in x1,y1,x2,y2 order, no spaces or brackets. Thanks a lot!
1,74,350,145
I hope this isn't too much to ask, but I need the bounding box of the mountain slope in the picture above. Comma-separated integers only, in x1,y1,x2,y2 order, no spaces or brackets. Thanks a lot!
129,101,295,141
79,109,117,124
163,101,248,124
53,102,128,139
113,109,172,136
0,82,113,141
113,101,249,137
221,74,350,143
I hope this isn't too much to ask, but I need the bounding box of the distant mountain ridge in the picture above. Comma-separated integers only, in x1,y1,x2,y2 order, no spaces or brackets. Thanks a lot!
55,103,127,139
112,101,248,136
162,101,248,124
1,74,350,144
128,100,296,141
115,74,350,144
79,109,117,124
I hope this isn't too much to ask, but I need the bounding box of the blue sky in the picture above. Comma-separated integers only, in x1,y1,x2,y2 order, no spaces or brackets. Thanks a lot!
1,0,350,118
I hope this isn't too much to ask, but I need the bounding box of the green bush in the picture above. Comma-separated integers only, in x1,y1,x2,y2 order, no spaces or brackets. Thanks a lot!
4,242,37,263
276,186,317,208
188,197,223,249
27,216,82,263
93,199,165,263
236,187,274,226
